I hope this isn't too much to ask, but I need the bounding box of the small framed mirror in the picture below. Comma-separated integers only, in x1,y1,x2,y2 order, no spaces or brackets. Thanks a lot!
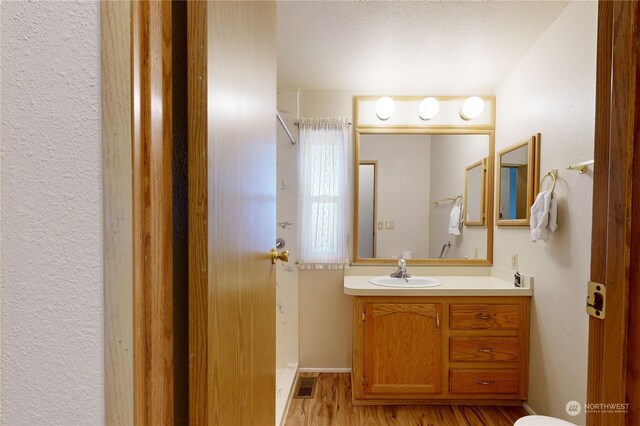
464,158,487,226
496,134,540,226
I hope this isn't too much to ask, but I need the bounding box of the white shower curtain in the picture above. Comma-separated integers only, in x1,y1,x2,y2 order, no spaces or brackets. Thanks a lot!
297,118,350,269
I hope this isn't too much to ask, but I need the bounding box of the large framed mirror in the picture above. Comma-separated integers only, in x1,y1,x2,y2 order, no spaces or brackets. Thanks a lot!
353,96,495,265
496,134,540,226
354,130,495,265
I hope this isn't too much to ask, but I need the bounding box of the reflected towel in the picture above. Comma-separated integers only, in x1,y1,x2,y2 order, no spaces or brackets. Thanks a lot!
530,191,557,242
448,205,463,235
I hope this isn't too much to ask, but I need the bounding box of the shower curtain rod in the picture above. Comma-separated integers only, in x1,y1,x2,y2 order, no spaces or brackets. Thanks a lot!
276,111,296,145
294,120,353,126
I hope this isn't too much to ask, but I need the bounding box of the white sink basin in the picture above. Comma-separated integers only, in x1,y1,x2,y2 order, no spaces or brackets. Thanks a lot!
368,276,442,288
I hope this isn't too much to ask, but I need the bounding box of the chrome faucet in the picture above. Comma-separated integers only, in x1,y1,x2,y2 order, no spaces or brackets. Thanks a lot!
390,259,411,282
438,241,451,259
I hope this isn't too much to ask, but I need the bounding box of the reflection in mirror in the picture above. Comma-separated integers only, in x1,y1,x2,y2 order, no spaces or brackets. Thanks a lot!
355,133,492,262
357,162,377,258
464,158,487,226
496,135,539,226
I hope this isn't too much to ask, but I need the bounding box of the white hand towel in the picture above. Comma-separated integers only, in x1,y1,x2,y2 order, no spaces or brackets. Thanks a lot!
448,205,462,235
530,191,557,242
548,192,558,233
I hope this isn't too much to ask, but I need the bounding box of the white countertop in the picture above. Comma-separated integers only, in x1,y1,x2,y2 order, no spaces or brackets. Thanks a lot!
344,275,532,296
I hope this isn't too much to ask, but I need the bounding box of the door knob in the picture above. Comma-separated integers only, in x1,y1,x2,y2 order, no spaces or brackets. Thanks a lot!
271,248,289,264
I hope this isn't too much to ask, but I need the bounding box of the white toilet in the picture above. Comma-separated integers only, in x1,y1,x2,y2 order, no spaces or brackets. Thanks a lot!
514,415,578,426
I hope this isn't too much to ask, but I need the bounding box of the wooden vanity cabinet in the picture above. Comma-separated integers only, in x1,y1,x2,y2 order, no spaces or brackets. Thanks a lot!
362,302,442,396
352,296,530,405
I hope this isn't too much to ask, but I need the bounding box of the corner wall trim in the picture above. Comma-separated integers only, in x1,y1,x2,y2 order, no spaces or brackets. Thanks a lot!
522,402,537,415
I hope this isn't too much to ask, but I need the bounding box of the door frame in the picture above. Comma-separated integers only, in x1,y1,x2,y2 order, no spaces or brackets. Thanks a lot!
102,1,175,424
102,2,134,424
130,1,174,424
587,1,639,425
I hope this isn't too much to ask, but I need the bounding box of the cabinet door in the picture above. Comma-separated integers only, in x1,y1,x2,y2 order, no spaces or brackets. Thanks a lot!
363,303,442,395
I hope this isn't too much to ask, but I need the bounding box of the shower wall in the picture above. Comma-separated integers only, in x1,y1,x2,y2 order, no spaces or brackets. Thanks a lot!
275,90,300,422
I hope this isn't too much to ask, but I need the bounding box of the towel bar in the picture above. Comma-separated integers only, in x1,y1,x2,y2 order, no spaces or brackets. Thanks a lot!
432,194,463,206
567,159,594,174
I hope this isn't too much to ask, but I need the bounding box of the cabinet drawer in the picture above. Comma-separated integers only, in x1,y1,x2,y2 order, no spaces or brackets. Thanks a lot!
449,369,519,394
450,304,520,330
450,337,520,362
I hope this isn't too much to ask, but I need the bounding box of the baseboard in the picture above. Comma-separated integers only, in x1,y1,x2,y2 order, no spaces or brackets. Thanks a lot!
297,367,352,373
522,402,537,415
276,363,298,426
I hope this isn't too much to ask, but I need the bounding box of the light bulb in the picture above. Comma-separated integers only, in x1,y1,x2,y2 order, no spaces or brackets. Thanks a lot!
460,96,485,120
418,97,440,120
375,97,396,120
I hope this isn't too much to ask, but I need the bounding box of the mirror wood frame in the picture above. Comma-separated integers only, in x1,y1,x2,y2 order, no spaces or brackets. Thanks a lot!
353,127,495,266
495,134,540,226
464,158,488,227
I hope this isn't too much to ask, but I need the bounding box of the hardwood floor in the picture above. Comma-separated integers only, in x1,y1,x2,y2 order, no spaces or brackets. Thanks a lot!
285,373,529,426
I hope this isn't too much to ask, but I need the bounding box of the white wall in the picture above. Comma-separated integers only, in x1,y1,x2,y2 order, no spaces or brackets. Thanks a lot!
1,2,104,424
494,2,597,423
298,90,355,368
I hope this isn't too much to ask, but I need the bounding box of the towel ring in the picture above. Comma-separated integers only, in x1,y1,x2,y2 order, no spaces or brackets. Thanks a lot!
540,170,558,192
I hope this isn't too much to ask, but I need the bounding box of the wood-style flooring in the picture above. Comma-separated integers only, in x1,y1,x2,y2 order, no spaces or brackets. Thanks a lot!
285,373,529,426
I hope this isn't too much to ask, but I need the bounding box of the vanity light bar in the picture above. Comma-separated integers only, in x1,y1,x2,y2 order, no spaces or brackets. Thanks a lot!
363,96,489,123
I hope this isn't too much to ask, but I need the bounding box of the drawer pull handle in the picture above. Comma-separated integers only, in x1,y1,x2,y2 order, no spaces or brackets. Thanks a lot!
476,380,495,385
475,314,494,320
478,348,495,353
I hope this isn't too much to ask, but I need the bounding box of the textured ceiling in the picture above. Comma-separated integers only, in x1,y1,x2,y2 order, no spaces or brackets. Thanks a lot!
277,1,570,93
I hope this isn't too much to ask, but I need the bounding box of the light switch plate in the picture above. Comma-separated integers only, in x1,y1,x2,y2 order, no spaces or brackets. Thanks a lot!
385,221,394,230
377,222,384,231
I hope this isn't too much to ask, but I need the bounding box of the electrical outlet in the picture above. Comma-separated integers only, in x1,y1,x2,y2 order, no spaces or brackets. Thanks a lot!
511,254,518,269
385,221,395,230
377,222,384,231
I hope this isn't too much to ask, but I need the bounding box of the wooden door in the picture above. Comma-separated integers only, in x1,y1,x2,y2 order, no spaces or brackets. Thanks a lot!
188,2,277,425
363,302,442,395
587,1,639,425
